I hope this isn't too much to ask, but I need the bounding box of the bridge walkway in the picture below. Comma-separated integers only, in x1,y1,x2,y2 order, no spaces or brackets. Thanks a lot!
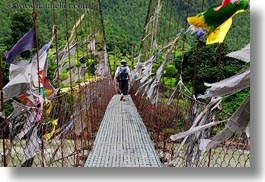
84,95,163,167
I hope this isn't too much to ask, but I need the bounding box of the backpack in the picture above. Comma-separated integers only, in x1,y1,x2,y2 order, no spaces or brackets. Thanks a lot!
117,66,129,81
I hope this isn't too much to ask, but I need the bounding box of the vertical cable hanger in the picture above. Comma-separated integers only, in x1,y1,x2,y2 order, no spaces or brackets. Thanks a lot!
64,0,76,166
131,43,134,70
167,0,175,98
179,0,190,78
216,43,223,82
72,0,80,167
167,0,173,43
0,54,7,167
73,0,80,84
64,0,73,89
52,0,60,87
76,0,86,166
32,0,46,167
82,0,92,149
169,0,184,156
192,0,205,96
51,0,66,167
173,0,182,61
32,0,41,94
157,0,167,47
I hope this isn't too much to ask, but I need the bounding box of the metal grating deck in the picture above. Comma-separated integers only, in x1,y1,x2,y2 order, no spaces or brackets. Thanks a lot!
84,95,163,167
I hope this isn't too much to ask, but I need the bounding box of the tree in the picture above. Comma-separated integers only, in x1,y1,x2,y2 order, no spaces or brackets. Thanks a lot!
9,11,33,49
1,11,33,85
174,40,249,95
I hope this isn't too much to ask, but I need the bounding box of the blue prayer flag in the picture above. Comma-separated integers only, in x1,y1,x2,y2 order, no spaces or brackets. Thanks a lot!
5,27,35,64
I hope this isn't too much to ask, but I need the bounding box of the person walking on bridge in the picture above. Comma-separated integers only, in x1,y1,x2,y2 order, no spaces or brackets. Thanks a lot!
114,59,130,101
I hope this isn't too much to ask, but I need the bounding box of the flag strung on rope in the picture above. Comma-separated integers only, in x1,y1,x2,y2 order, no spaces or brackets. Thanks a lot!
198,69,250,99
226,43,250,63
187,0,249,44
199,96,250,151
214,0,238,12
44,119,58,141
5,27,35,64
3,40,53,100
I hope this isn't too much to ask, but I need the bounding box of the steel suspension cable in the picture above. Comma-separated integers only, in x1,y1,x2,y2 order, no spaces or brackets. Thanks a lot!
76,0,88,166
64,0,76,166
216,43,223,82
192,0,205,95
52,0,60,87
173,0,182,61
32,0,41,94
179,0,190,78
73,0,80,84
51,0,65,167
167,0,173,43
82,0,92,150
158,0,168,47
72,0,81,167
169,0,184,160
31,0,46,167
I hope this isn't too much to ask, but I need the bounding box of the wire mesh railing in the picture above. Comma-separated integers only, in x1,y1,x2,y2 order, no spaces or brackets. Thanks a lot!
131,83,250,167
1,78,114,167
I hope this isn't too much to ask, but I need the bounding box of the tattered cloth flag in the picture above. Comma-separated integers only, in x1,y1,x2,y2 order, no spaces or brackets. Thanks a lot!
5,27,35,64
3,40,53,99
187,0,249,44
20,125,41,167
226,43,250,63
199,96,250,151
198,69,250,99
214,0,238,12
43,119,58,141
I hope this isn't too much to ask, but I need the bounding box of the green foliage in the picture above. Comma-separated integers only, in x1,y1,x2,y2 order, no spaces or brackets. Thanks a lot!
173,40,250,113
9,11,33,47
174,41,249,95
222,88,250,113
86,58,97,75
10,11,34,60
3,100,14,116
163,77,177,88
101,0,149,54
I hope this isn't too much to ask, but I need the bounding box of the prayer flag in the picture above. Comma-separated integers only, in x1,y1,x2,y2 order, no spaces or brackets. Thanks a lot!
5,27,35,64
187,0,249,44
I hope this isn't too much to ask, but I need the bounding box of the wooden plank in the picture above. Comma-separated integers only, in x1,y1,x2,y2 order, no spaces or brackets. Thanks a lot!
84,95,163,167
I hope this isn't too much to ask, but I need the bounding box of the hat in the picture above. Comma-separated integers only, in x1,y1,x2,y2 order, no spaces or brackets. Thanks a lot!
121,59,127,63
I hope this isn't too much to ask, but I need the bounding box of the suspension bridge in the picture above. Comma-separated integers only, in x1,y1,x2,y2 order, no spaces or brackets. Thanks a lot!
0,0,250,167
